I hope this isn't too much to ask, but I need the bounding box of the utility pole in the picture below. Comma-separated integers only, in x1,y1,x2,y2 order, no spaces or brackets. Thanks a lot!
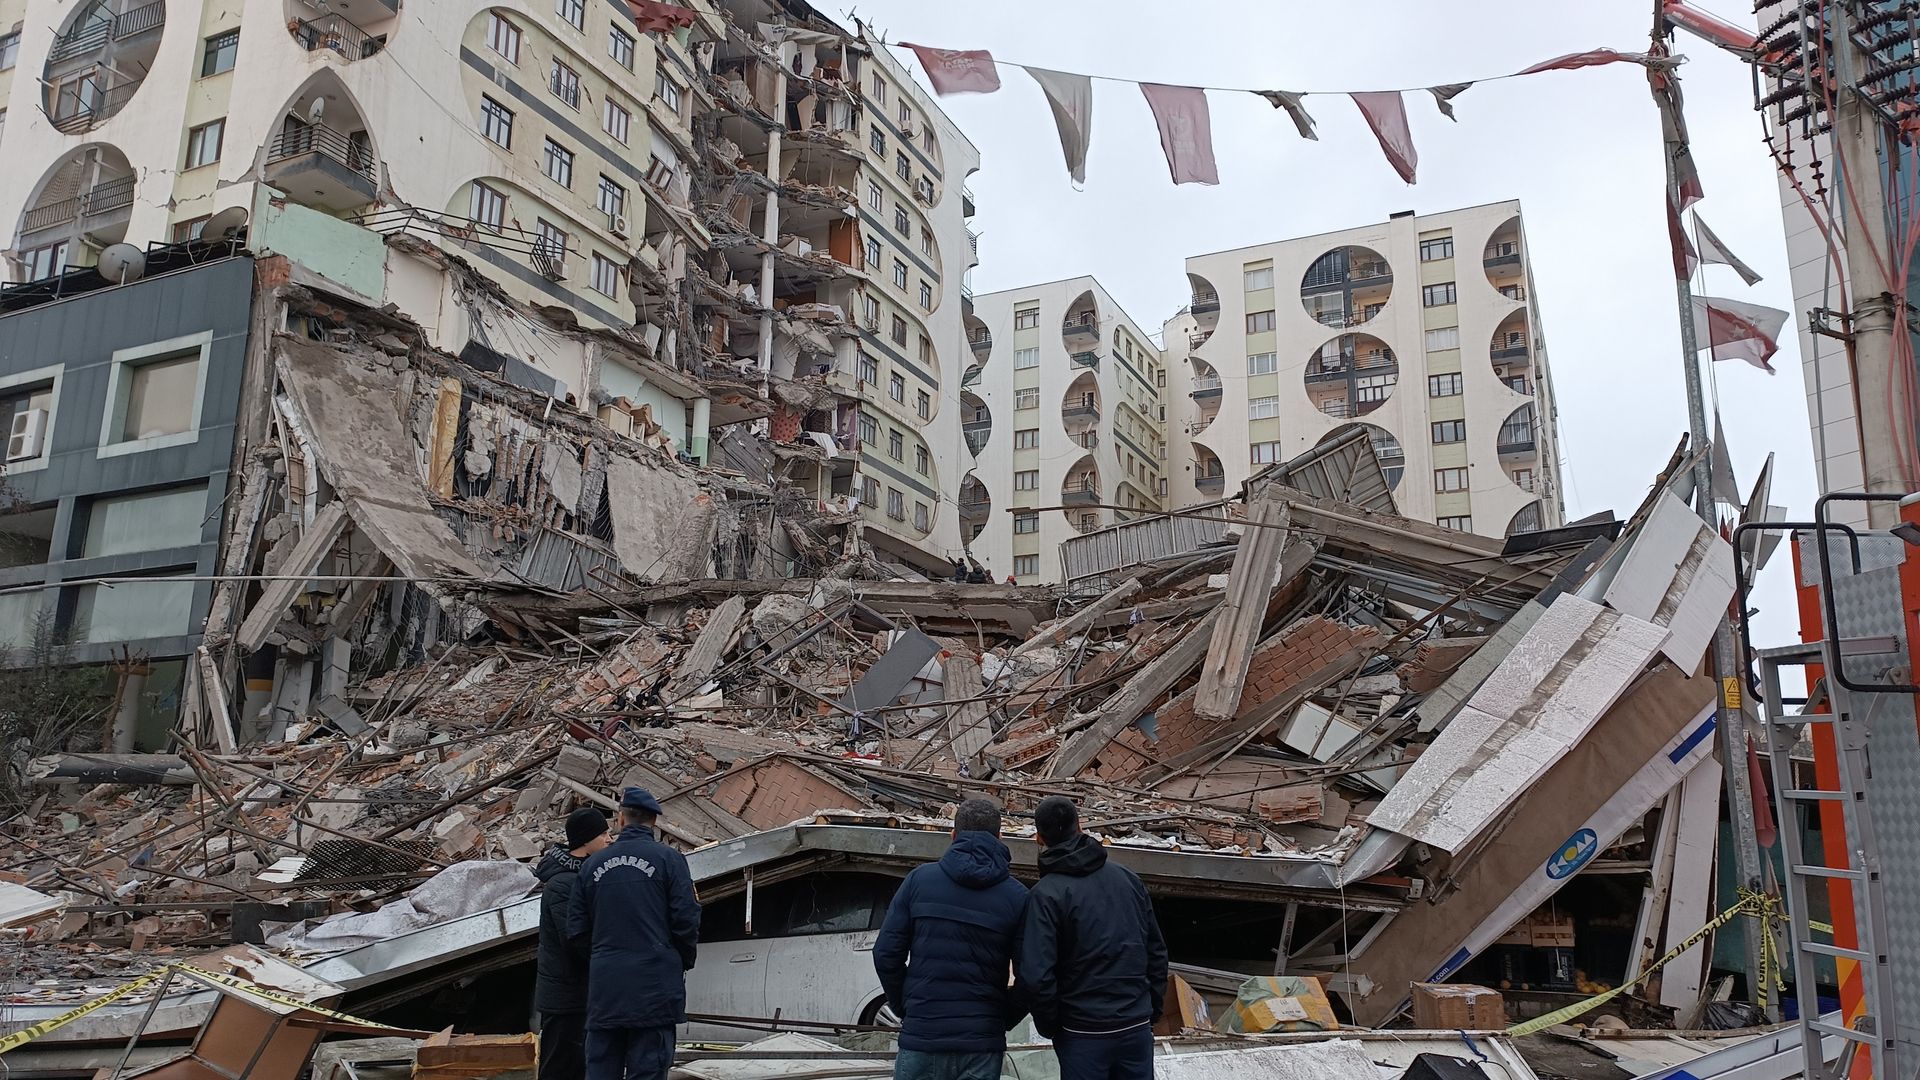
1828,2,1914,528
1651,3,1770,1011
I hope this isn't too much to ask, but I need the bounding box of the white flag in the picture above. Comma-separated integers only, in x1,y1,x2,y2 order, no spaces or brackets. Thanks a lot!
1028,67,1093,185
1693,214,1763,285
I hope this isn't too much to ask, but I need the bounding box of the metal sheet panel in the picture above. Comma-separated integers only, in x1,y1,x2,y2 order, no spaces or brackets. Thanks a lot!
1602,492,1738,672
1061,506,1229,583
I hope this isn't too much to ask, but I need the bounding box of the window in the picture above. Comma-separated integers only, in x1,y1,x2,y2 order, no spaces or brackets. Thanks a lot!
201,30,238,77
870,75,887,105
914,446,929,475
862,237,881,270
1014,308,1039,330
893,206,910,235
106,336,207,450
861,476,880,505
919,336,934,365
84,484,206,557
655,70,684,113
597,175,626,221
1251,441,1283,464
185,119,225,169
1014,388,1039,410
608,25,635,70
1512,468,1536,492
78,578,195,642
487,13,520,63
171,216,211,242
1356,374,1394,403
534,219,567,273
1249,395,1280,420
919,281,933,310
1014,428,1039,449
1437,516,1473,532
1013,555,1038,577
887,429,903,459
481,96,514,148
0,109,7,145
1434,467,1468,492
897,101,911,126
857,412,877,446
1425,326,1460,351
1244,266,1274,291
1,377,56,467
1419,236,1454,261
1432,419,1466,444
888,371,905,402
555,0,585,30
1014,348,1038,370
1246,309,1276,333
895,151,911,182
868,181,883,207
1428,372,1463,397
1422,282,1458,307
1247,352,1277,375
916,390,930,420
923,127,935,154
0,30,17,69
543,138,574,187
603,99,631,144
856,352,879,384
469,181,507,228
1013,512,1039,534
1014,470,1039,490
550,60,581,109
892,259,908,288
870,127,886,155
862,296,881,326
886,488,904,520
890,316,907,346
921,231,933,257
915,502,930,531
590,254,620,297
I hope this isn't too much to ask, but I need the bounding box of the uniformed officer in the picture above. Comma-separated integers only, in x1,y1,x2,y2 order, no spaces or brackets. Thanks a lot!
567,787,700,1080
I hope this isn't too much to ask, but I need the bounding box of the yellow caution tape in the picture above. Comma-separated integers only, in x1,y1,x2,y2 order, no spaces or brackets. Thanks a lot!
0,964,412,1058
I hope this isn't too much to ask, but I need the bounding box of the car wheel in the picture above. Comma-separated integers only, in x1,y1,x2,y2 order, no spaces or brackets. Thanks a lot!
860,999,901,1029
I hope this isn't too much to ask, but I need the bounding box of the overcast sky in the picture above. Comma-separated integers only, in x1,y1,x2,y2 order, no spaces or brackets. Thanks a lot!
848,0,1812,646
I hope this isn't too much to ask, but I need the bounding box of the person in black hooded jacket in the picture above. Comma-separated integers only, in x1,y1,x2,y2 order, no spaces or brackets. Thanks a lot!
536,808,611,1080
1016,796,1167,1080
872,798,1029,1079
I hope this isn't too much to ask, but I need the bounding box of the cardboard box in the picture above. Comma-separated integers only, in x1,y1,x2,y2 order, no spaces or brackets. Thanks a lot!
1410,983,1505,1030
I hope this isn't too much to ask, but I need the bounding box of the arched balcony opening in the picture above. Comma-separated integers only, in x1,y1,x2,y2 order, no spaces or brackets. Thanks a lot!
288,0,399,59
965,311,992,362
1506,501,1544,537
1062,370,1100,443
1304,333,1397,420
1189,357,1220,435
1185,272,1219,350
1062,289,1101,355
262,74,381,213
42,0,165,133
1497,403,1539,463
959,474,990,546
1319,422,1404,490
962,391,990,457
1062,453,1102,511
1300,245,1391,329
1192,444,1225,497
13,145,135,282
1483,215,1524,298
1490,310,1533,395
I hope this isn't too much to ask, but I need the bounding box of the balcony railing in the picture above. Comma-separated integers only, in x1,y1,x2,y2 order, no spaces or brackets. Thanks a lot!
1491,339,1530,361
1190,375,1222,393
1062,403,1101,422
1499,285,1527,301
267,123,377,180
1312,308,1363,328
1504,376,1531,395
20,198,79,234
1484,243,1521,267
50,80,142,133
961,367,982,387
1497,428,1537,455
1190,291,1220,313
1073,431,1099,451
962,420,992,434
960,498,990,516
968,333,992,353
294,14,382,59
1070,350,1099,369
48,0,164,63
1063,478,1101,505
1319,400,1351,418
82,175,136,215
1196,472,1225,492
1062,316,1099,338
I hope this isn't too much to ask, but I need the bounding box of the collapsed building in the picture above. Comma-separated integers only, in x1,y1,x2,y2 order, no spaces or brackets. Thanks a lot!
0,215,1760,1070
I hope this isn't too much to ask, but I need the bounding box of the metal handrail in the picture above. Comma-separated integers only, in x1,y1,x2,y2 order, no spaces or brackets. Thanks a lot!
1190,376,1222,391
114,0,164,38
294,14,381,59
47,22,110,63
1070,350,1099,368
267,123,377,180
81,175,135,215
1062,316,1099,334
21,197,79,233
49,79,141,132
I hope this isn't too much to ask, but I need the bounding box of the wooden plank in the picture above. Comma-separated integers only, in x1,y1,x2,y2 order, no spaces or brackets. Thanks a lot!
666,594,747,699
196,646,239,754
1047,607,1222,779
426,376,462,498
942,654,992,768
1194,499,1289,722
1011,576,1142,659
234,501,350,653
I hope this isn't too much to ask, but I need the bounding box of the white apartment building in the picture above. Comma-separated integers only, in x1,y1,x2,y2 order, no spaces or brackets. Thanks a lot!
964,277,1167,581
1165,202,1566,539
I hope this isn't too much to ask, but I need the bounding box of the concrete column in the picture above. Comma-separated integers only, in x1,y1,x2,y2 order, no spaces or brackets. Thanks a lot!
690,396,711,465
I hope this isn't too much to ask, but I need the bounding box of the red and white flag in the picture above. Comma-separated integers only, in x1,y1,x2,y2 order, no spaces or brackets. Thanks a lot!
1029,67,1093,185
1668,193,1698,280
1140,83,1219,185
1350,91,1417,184
1517,48,1655,75
628,0,696,33
900,44,1001,96
1663,0,1759,54
1694,213,1763,285
1692,295,1787,373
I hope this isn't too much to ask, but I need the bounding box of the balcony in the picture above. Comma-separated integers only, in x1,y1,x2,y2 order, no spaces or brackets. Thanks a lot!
1348,262,1392,285
1190,374,1222,396
1483,243,1521,269
1072,431,1099,451
1504,376,1531,395
1063,478,1101,506
964,428,989,456
1062,316,1100,340
1499,285,1527,301
1195,471,1225,494
960,497,990,517
50,80,143,134
1305,362,1347,384
961,366,982,388
1491,340,1530,362
1190,291,1220,314
293,14,384,59
1062,402,1101,423
20,175,136,237
1070,350,1100,370
264,124,378,212
48,0,165,64
962,187,976,217
1318,400,1351,418
969,333,992,355
1497,430,1537,456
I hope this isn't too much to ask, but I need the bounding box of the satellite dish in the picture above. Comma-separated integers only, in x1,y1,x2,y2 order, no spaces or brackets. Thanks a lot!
308,97,326,124
203,206,249,243
97,244,145,284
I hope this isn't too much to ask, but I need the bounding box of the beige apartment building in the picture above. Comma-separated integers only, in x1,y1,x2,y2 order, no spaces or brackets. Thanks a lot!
1166,201,1565,540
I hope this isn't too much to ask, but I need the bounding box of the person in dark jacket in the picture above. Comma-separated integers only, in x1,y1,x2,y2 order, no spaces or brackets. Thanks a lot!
873,798,1029,1080
536,808,611,1080
1016,796,1168,1080
568,788,701,1080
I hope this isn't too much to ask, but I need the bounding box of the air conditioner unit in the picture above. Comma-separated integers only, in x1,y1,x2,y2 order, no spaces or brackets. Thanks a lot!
611,213,630,239
7,408,47,462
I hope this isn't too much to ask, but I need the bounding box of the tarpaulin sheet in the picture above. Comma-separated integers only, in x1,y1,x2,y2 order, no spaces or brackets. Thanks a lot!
268,861,536,954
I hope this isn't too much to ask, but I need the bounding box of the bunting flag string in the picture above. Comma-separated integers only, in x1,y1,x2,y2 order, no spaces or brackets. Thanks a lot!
890,38,1678,189
1692,295,1788,374
1694,213,1765,285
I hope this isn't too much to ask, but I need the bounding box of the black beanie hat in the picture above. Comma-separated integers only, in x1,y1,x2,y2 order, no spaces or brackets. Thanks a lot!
566,808,609,850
